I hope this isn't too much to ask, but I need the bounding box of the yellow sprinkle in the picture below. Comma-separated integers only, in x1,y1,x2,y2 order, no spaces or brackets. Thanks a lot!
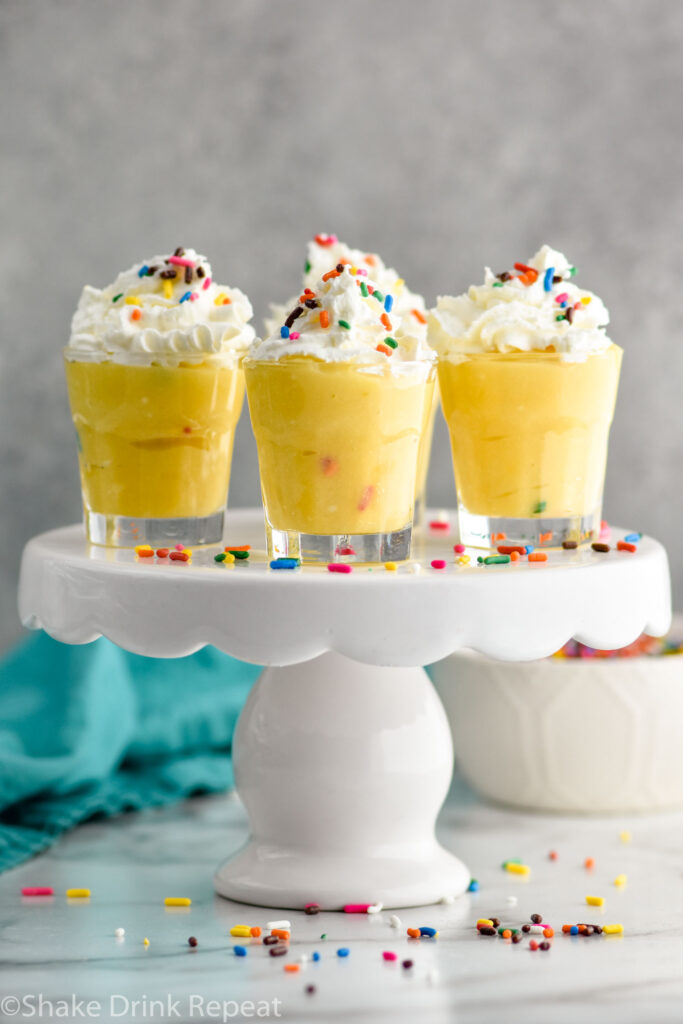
505,863,530,876
581,296,591,305
394,278,405,292
143,937,150,946
384,562,397,571
135,544,153,555
457,555,471,565
125,296,142,305
603,923,624,935
164,897,191,907
350,265,357,275
230,925,253,937
66,888,91,898
620,830,632,844
214,292,227,305
586,896,604,907
223,551,235,563
163,279,173,300
614,874,627,887
477,918,494,927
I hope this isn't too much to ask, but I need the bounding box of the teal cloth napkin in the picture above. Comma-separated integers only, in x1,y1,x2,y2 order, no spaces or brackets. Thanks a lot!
0,633,261,872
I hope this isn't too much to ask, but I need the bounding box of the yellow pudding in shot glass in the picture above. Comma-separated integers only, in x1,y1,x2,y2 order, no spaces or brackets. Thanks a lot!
264,234,436,526
65,248,254,547
429,246,622,548
248,263,435,563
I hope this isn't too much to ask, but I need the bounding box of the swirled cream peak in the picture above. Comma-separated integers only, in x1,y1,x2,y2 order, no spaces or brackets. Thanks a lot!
429,245,612,362
68,248,255,357
252,262,434,366
264,234,428,340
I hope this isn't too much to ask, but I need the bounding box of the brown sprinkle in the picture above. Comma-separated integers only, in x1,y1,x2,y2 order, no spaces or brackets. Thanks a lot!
592,543,610,553
562,540,578,549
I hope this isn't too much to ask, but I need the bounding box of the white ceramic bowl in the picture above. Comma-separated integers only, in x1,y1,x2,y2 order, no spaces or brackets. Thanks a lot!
430,623,683,814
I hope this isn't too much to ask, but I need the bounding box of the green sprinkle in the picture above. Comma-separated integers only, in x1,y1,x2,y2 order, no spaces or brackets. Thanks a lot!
492,281,504,288
373,290,384,303
227,549,249,560
484,554,511,565
555,313,566,321
320,933,327,940
338,320,351,330
305,260,311,273
214,553,227,563
477,556,484,564
360,282,369,297
569,266,577,276
533,500,547,515
384,337,398,349
112,293,124,302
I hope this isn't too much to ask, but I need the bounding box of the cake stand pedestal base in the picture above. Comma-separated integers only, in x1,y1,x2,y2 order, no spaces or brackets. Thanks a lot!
214,652,470,909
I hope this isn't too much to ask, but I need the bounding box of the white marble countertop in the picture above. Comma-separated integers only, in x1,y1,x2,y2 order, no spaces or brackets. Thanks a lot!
1,777,681,1024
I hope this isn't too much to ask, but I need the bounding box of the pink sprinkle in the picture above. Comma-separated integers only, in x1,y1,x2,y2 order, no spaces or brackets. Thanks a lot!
431,559,447,570
328,564,352,574
343,903,371,913
168,255,196,268
600,520,611,540
189,292,199,301
175,543,184,551
202,277,212,290
555,292,569,303
357,485,375,512
429,520,450,532
22,887,54,896
382,951,398,962
453,544,466,554
289,331,300,340
357,269,368,276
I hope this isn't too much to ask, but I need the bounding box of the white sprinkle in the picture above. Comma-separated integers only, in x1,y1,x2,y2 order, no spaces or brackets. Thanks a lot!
389,915,401,929
367,902,383,914
506,896,518,906
114,928,125,938
426,968,439,985
439,895,455,904
266,919,291,930
529,925,545,934
299,953,309,963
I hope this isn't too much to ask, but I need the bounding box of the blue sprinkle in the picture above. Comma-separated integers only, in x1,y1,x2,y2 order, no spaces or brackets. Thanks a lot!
624,532,641,543
525,545,534,554
280,325,290,339
138,264,149,278
270,558,299,570
467,879,479,892
570,926,579,936
312,951,320,961
560,301,567,308
543,267,554,292
337,947,350,958
419,926,437,937
233,945,247,957
384,294,393,312
179,291,192,303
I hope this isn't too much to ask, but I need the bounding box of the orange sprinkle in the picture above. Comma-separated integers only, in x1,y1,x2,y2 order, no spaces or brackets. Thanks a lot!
364,254,377,266
584,857,595,870
250,926,261,937
528,552,548,562
539,531,553,543
380,313,392,330
284,963,300,973
578,925,587,934
338,258,351,265
320,310,330,328
303,288,314,296
222,296,232,304
510,551,520,562
411,308,427,325
225,545,251,551
376,343,392,356
130,308,142,321
322,270,340,282
320,456,338,477
271,929,290,940
617,540,637,552
502,929,512,939
543,927,554,938
492,532,507,541
562,924,572,934
407,928,420,938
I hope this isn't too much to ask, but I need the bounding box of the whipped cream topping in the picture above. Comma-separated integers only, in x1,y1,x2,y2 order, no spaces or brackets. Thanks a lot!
264,234,428,342
251,261,434,366
68,248,255,359
429,245,612,363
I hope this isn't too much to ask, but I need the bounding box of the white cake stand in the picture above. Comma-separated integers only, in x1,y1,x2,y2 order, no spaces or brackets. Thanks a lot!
18,510,671,909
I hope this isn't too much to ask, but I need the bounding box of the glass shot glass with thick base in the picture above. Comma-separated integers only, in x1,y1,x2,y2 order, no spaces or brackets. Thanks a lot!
437,346,622,549
64,350,245,547
245,357,436,564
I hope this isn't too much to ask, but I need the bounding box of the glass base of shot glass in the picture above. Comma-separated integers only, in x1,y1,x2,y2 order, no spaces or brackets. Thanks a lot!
85,510,225,548
457,506,600,549
266,521,413,565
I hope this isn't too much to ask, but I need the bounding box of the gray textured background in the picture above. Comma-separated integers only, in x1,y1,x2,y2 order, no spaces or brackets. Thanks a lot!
1,0,681,651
